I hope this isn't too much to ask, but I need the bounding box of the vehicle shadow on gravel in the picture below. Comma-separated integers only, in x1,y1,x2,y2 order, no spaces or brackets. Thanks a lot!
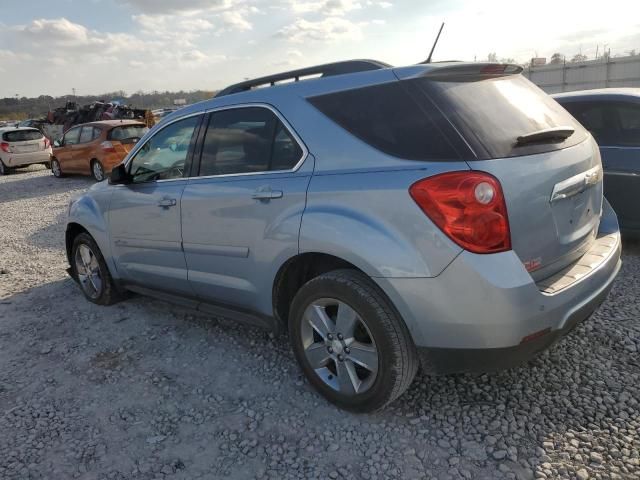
0,171,92,203
1,244,638,480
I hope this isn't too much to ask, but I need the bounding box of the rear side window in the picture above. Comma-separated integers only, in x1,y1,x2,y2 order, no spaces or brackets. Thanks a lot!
79,126,95,144
2,129,43,142
198,107,303,176
416,75,587,159
109,125,149,141
561,101,640,147
307,82,461,160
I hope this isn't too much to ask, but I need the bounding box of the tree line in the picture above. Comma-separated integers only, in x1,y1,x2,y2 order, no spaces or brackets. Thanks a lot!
0,90,215,121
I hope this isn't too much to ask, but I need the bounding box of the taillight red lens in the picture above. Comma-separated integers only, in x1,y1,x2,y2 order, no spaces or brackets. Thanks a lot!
100,141,116,153
0,142,10,153
44,138,51,149
409,171,511,254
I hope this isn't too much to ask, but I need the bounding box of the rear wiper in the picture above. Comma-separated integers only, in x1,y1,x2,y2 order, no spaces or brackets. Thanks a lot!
515,126,575,147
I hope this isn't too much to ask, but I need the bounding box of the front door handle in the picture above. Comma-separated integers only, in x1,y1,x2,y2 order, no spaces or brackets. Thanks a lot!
252,187,283,201
158,198,177,208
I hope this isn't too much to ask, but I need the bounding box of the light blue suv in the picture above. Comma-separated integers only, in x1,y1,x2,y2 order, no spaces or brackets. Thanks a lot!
66,60,622,411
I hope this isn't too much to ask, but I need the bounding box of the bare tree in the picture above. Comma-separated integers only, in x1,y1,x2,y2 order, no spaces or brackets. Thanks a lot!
571,53,588,63
627,49,637,57
550,53,564,64
487,52,498,62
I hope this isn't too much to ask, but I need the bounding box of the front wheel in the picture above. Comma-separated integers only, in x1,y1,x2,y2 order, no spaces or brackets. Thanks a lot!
289,269,418,412
51,158,64,178
71,233,121,305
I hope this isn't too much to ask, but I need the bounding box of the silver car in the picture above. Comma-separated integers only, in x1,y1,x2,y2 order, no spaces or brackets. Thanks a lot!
0,127,52,175
65,60,621,411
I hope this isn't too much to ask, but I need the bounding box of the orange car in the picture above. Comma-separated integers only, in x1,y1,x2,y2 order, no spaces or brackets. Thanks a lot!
51,120,148,181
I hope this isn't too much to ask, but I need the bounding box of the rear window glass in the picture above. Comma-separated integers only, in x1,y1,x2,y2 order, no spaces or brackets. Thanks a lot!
416,75,588,159
2,129,43,142
108,125,148,141
307,82,461,160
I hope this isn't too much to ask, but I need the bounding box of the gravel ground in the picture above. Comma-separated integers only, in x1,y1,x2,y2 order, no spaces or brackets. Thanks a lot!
1,166,639,480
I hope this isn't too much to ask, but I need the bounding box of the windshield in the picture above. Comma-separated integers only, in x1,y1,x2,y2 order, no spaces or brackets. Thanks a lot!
415,75,588,159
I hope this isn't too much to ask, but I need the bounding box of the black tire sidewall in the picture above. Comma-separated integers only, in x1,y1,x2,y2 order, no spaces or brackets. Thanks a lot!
289,271,410,412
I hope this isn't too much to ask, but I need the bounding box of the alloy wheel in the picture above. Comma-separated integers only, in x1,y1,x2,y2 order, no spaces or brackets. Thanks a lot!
51,160,61,177
74,244,103,299
93,162,104,181
300,298,379,396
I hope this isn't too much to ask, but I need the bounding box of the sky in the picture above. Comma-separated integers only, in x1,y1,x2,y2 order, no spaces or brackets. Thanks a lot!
0,0,639,97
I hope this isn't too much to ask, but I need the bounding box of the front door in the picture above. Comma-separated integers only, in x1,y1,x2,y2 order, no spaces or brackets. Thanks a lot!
109,114,203,295
181,106,312,314
55,126,81,172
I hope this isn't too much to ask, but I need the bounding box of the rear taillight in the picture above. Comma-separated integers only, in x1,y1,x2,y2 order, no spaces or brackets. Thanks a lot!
409,171,511,254
100,141,116,153
44,138,51,149
0,142,10,153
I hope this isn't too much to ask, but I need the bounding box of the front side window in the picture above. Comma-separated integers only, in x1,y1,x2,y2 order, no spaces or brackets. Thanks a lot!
128,115,200,183
614,103,640,146
63,127,81,145
198,107,303,176
562,101,640,147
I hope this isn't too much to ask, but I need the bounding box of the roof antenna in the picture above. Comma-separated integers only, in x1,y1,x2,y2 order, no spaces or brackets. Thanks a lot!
423,22,445,64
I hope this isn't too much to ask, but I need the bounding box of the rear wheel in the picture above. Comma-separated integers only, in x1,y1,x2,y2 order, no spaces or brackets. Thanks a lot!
51,158,64,178
71,233,121,305
0,160,11,175
289,269,418,412
91,160,105,182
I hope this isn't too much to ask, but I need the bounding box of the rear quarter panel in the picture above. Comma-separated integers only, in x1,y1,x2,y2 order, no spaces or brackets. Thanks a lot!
300,165,468,278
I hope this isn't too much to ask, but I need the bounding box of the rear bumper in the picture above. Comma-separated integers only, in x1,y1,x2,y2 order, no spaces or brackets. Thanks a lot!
4,150,51,167
374,199,622,373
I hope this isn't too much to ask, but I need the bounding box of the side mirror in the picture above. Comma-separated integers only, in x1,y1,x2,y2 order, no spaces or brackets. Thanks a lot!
54,139,62,147
109,163,131,185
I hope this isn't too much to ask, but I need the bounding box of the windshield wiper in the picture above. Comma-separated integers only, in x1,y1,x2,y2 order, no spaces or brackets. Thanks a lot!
515,126,575,147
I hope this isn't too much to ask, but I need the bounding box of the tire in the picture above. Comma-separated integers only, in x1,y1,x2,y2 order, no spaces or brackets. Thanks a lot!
0,160,11,175
91,160,105,182
71,233,122,306
51,158,64,178
289,269,418,412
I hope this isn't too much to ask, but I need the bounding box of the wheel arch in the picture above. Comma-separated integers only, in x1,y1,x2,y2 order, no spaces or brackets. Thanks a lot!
272,252,369,329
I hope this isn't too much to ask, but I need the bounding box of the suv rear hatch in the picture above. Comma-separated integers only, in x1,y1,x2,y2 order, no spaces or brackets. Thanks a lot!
395,65,602,279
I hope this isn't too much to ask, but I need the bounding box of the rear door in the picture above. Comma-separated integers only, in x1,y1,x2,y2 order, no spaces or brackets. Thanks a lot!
561,99,640,232
401,68,601,277
180,105,311,314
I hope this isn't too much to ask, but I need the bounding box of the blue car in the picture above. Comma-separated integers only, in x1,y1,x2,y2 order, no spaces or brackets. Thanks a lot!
553,89,640,236
65,60,621,411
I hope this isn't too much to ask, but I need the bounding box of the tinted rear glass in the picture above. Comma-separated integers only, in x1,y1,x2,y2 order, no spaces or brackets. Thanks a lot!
307,82,462,160
108,125,148,141
416,75,588,159
2,129,43,142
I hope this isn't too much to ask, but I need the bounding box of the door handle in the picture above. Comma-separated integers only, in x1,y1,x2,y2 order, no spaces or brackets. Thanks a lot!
252,188,283,201
158,198,177,208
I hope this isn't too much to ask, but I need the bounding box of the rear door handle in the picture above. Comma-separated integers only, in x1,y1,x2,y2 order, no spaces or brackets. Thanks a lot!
158,198,177,208
252,188,283,201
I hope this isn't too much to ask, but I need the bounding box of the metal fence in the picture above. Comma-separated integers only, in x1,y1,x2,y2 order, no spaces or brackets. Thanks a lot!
524,55,640,93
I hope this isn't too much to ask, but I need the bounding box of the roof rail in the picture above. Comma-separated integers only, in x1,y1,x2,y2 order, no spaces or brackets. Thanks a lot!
214,59,391,98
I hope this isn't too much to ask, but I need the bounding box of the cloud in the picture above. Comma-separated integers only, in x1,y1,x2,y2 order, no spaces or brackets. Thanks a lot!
117,0,230,14
278,16,365,43
220,11,252,31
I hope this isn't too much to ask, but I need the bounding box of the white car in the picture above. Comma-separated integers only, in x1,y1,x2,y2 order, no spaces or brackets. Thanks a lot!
0,127,52,175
